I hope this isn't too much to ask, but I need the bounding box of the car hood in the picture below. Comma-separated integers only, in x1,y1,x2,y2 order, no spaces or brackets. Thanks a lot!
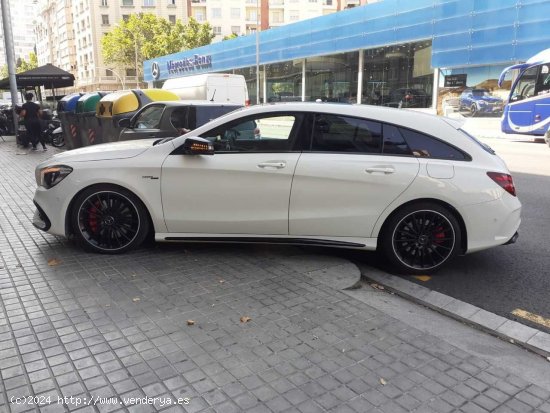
472,96,502,103
49,139,155,162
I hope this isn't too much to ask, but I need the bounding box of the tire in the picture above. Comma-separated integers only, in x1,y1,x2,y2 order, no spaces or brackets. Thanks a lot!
380,202,462,274
51,133,65,147
470,103,477,117
71,185,150,254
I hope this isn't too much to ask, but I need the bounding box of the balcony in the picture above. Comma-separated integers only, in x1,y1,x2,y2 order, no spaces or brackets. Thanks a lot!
269,0,284,6
191,0,206,3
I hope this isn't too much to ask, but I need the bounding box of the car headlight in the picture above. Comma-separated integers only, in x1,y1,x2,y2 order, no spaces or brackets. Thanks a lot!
37,165,73,189
478,100,487,106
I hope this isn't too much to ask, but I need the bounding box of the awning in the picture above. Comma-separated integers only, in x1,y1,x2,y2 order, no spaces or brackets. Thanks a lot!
0,63,75,89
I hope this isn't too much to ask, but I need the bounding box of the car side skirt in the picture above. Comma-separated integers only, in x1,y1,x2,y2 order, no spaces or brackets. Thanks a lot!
155,233,377,250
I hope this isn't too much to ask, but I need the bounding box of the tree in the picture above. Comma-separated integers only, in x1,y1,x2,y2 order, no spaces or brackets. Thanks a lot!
0,52,38,79
102,14,215,82
223,33,239,41
183,17,215,50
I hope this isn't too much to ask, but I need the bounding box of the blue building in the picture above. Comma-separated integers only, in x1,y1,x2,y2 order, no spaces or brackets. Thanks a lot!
144,0,550,110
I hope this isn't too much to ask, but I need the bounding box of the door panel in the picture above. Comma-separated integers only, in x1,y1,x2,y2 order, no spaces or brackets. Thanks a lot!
161,153,299,234
289,154,420,238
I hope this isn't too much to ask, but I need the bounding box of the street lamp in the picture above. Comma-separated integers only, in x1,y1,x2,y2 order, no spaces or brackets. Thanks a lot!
96,66,126,90
256,0,260,104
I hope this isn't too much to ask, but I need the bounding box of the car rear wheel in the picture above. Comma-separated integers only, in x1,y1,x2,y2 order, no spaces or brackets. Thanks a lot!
71,185,149,254
380,203,461,274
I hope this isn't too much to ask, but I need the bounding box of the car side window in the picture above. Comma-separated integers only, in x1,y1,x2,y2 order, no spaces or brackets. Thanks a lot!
399,127,467,160
310,114,382,153
170,108,191,134
134,105,164,129
382,124,413,155
200,114,299,152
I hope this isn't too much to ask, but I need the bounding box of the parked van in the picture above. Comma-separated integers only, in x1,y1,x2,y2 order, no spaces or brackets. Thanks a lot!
162,73,249,106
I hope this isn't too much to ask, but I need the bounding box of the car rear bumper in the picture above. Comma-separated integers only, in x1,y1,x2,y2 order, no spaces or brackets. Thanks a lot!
462,194,521,253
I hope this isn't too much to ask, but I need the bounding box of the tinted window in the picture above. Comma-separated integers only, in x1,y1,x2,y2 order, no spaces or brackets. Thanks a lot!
200,114,298,153
382,124,412,155
310,115,382,153
134,105,164,129
399,128,467,160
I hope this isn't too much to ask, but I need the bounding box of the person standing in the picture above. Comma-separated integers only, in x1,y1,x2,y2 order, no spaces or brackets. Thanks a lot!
20,93,46,151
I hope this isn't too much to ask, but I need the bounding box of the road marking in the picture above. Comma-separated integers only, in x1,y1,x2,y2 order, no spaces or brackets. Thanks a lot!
413,275,431,282
512,308,550,328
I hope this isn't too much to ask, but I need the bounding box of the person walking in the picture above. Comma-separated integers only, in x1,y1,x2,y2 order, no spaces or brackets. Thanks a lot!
20,93,46,151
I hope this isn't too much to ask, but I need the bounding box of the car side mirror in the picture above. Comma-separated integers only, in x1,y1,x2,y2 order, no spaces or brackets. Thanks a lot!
118,118,131,128
182,137,214,155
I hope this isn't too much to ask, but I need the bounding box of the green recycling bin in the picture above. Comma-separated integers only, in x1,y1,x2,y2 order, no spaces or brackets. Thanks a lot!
76,92,111,146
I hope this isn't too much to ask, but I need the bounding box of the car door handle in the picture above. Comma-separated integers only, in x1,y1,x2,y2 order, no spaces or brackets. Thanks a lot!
365,166,395,174
258,162,286,169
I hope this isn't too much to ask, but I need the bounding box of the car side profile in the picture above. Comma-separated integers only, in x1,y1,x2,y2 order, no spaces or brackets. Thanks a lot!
459,88,504,117
33,103,521,274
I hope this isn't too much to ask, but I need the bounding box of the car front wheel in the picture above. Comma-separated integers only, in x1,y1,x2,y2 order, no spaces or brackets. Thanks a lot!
71,185,150,254
380,203,462,274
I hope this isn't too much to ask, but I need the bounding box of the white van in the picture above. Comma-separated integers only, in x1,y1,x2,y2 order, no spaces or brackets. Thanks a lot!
162,73,249,106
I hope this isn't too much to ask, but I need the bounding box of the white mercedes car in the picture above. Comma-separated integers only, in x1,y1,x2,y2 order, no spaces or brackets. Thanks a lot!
33,103,521,274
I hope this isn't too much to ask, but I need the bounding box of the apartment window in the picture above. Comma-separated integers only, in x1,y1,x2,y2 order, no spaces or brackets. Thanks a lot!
101,14,109,25
213,26,222,35
122,0,133,6
126,68,136,76
101,0,108,5
122,14,130,21
309,0,317,2
289,10,299,21
168,15,176,24
231,26,241,34
194,10,205,21
230,8,240,18
143,0,155,6
211,8,222,18
323,0,333,4
169,0,175,4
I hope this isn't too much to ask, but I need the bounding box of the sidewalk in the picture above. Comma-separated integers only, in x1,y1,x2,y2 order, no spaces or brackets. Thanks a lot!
1,137,549,412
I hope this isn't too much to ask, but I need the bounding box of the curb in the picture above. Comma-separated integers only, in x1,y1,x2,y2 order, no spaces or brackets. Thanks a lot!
363,269,550,359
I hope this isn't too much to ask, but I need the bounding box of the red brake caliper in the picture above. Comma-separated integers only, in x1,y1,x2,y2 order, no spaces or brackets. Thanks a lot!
88,202,100,234
433,226,445,244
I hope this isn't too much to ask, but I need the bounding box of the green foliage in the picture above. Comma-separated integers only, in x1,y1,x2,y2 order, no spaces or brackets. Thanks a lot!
183,17,215,50
223,33,239,41
101,14,215,81
0,52,38,79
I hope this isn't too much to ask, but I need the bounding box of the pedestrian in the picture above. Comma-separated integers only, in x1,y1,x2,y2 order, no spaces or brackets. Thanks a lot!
20,92,46,151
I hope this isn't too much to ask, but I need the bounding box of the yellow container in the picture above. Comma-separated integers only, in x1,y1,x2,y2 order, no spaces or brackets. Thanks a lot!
96,89,179,118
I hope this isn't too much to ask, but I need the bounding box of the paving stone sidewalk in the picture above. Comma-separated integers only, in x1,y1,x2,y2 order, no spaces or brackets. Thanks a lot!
1,138,549,413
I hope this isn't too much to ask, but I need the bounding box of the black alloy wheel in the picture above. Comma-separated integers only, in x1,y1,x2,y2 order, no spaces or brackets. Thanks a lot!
71,185,149,253
381,203,461,274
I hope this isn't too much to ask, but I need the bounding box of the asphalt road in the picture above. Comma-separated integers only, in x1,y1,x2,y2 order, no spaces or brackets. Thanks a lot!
340,124,550,335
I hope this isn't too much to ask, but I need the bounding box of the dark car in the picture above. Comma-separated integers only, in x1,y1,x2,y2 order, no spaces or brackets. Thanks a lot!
386,88,430,108
118,101,242,141
459,88,503,117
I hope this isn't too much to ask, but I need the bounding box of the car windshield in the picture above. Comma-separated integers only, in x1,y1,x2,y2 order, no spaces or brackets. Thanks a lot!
472,89,490,97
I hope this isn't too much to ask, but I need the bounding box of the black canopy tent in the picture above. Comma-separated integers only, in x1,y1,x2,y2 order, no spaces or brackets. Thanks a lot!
0,63,75,102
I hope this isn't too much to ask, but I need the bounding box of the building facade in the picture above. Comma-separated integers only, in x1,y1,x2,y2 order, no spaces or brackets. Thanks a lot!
35,0,188,93
0,0,39,68
187,0,375,40
145,0,550,111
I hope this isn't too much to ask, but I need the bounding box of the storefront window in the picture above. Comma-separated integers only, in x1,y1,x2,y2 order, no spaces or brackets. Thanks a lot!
362,41,432,108
233,66,261,104
305,52,358,103
265,60,303,102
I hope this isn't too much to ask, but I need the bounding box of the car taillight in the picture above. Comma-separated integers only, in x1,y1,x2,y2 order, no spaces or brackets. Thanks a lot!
487,172,516,196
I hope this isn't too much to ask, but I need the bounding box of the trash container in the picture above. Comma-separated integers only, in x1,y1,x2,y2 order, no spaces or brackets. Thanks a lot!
96,89,179,142
76,92,111,146
57,93,83,150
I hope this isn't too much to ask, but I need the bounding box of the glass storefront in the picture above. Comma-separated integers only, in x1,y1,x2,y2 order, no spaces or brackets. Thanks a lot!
264,60,303,103
362,41,433,108
305,52,359,103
